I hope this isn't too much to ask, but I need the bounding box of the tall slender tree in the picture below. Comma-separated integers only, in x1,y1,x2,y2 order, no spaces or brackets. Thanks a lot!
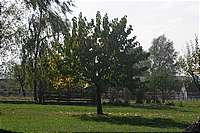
149,35,178,103
182,35,200,91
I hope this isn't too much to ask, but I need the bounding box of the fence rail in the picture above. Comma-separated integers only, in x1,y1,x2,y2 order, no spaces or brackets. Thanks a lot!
0,88,200,103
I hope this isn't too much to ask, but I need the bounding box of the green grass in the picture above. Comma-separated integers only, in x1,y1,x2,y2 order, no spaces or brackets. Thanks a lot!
0,100,200,132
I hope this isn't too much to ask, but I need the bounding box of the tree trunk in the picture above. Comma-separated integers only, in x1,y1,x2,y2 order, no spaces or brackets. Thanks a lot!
38,80,44,104
161,88,166,104
136,84,144,104
19,80,26,97
33,79,38,102
96,83,103,115
21,85,26,97
153,88,156,103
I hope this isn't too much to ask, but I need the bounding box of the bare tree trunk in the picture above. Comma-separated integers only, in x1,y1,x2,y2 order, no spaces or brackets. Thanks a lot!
33,78,38,102
38,80,44,104
21,85,26,97
161,89,165,104
95,83,103,115
153,88,156,103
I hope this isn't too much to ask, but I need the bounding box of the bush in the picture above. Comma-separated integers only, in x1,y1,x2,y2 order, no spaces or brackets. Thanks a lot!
165,101,175,106
178,101,184,107
185,120,200,132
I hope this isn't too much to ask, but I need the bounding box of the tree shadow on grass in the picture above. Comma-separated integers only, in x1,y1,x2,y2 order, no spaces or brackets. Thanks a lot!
80,114,189,129
105,104,194,113
0,129,22,133
131,104,193,113
0,101,35,104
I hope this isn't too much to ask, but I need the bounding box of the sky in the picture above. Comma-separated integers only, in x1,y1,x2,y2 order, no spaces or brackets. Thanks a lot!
69,0,199,55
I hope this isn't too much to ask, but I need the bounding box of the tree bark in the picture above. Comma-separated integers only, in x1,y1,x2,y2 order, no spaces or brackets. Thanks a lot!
38,80,44,104
33,78,38,102
21,85,26,97
161,89,165,104
19,79,26,97
32,8,43,103
153,88,156,103
95,83,103,115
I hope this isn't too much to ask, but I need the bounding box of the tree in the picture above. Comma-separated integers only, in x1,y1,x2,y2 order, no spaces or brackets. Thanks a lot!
12,64,26,96
1,0,74,102
70,12,149,114
148,35,178,103
21,0,73,103
187,35,200,90
179,35,200,91
0,0,27,77
119,47,150,104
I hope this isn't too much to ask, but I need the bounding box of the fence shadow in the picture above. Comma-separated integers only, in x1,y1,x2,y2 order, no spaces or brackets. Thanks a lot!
0,100,95,106
80,114,189,129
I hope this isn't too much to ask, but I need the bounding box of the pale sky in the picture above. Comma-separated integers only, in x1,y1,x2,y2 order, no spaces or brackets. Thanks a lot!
70,0,199,55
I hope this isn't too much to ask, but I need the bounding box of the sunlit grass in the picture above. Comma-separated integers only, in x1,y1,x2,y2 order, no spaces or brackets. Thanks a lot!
0,100,199,132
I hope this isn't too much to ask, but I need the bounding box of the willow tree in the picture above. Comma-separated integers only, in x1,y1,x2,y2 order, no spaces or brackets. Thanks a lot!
21,0,74,103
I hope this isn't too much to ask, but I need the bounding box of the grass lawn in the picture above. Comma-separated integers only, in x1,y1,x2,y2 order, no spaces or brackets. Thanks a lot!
0,100,200,132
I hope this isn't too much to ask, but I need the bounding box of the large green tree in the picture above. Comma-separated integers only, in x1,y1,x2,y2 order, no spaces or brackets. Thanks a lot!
69,12,149,114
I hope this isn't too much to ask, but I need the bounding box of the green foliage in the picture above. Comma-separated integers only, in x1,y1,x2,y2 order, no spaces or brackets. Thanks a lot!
74,12,149,86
